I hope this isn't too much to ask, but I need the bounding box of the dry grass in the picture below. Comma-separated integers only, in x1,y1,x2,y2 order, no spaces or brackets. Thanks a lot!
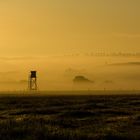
0,93,140,140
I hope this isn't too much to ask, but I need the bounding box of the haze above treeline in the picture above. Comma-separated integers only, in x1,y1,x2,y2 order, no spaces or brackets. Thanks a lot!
0,55,140,91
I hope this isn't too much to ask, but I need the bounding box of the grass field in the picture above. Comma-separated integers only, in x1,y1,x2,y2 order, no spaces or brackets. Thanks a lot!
0,92,140,140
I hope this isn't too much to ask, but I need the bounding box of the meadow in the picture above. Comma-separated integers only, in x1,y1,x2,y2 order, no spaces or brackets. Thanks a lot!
0,92,140,140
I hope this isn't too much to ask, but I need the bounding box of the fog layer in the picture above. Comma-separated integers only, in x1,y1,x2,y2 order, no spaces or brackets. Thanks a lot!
0,55,140,91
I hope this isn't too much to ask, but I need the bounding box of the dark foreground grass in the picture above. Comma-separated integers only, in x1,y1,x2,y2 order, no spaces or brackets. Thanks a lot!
0,94,140,140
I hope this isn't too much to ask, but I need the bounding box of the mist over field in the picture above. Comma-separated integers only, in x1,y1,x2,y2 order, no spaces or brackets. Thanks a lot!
0,55,140,91
1,1,140,140
0,0,140,92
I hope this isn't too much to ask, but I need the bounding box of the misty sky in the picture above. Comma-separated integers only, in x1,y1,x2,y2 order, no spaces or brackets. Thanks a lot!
0,0,140,91
0,0,140,56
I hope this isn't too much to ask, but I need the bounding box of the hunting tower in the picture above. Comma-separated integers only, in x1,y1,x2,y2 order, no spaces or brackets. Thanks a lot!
29,71,37,90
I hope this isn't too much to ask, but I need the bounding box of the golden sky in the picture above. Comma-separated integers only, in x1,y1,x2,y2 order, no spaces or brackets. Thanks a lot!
0,0,140,56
